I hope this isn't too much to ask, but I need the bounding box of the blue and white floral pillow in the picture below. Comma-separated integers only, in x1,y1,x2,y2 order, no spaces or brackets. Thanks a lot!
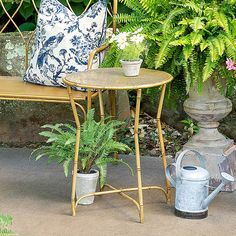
24,0,107,90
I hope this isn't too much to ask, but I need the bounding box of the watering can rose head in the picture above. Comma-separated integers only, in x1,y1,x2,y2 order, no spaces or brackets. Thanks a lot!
109,28,146,61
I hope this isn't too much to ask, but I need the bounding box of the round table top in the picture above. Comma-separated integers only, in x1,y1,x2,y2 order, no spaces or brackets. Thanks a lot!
64,68,173,90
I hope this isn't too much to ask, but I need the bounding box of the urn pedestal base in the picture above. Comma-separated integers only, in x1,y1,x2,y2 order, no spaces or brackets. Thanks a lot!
180,79,235,191
182,123,234,191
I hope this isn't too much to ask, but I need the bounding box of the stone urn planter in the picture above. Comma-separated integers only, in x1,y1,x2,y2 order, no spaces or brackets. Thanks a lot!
181,78,234,190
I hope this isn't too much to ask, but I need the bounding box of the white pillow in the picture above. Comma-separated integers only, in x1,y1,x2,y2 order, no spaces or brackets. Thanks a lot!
24,0,107,90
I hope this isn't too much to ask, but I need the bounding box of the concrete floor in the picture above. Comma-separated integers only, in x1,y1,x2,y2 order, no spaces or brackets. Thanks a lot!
0,148,236,236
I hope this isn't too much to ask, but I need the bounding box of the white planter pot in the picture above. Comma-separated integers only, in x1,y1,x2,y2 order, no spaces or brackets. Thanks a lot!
76,169,99,205
120,59,143,77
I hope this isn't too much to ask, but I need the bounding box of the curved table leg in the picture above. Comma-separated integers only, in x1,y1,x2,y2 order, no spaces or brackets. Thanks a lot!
156,84,171,203
87,89,92,111
108,90,119,159
134,89,144,223
109,90,116,119
67,86,82,216
98,89,105,121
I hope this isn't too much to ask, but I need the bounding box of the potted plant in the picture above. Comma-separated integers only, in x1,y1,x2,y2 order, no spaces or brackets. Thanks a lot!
108,28,145,76
31,109,133,205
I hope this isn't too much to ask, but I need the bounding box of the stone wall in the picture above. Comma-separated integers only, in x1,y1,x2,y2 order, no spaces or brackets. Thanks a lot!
0,101,74,146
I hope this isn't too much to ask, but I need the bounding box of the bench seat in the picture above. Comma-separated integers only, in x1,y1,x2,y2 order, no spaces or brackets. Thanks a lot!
0,76,90,103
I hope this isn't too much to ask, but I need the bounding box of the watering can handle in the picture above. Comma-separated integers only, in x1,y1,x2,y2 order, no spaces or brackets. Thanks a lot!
175,149,206,179
166,163,176,187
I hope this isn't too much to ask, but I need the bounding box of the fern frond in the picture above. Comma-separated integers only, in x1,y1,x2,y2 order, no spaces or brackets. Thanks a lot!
145,42,157,68
174,25,187,38
189,17,205,31
119,0,143,13
190,31,203,45
189,52,203,92
208,40,220,62
214,11,229,32
200,40,208,51
183,60,191,93
183,44,194,61
139,0,160,17
155,36,174,68
223,34,236,59
170,35,190,46
202,56,218,82
174,1,202,14
162,8,186,35
117,13,142,24
178,18,189,26
213,36,225,56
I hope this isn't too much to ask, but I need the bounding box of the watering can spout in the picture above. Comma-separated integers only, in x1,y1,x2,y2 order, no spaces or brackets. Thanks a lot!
202,172,234,209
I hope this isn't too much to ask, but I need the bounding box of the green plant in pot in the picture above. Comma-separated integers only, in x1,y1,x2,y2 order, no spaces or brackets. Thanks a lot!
107,28,146,76
32,109,133,205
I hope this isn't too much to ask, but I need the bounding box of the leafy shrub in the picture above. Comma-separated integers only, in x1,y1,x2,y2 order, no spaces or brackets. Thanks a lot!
103,0,236,96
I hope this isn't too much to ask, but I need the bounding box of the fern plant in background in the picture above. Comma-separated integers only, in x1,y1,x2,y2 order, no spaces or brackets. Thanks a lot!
32,109,133,188
0,214,15,236
103,0,236,96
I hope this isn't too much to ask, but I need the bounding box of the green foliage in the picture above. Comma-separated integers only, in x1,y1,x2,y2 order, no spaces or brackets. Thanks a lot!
0,214,15,236
0,0,114,32
181,118,199,138
103,0,236,95
119,43,144,61
31,109,133,188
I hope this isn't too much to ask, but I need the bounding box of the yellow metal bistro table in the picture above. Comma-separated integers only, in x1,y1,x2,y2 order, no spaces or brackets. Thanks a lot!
63,68,173,223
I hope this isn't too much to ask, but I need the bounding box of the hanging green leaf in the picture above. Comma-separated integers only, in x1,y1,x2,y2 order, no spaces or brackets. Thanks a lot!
183,44,194,61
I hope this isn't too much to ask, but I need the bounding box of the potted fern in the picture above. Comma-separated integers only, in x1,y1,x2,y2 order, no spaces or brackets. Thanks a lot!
32,109,132,205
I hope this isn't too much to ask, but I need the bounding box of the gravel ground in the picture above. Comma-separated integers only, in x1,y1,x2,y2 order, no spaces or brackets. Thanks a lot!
117,111,190,158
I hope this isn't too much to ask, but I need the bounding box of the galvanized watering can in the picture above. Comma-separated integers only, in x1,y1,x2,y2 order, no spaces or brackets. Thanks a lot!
166,149,235,219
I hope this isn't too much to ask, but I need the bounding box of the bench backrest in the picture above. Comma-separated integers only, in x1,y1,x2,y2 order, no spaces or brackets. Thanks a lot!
0,0,118,75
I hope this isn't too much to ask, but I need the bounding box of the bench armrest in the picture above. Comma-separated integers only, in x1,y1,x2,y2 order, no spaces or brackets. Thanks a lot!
87,44,110,70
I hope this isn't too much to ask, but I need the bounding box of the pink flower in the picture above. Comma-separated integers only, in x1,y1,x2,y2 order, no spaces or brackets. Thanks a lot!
226,58,236,71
